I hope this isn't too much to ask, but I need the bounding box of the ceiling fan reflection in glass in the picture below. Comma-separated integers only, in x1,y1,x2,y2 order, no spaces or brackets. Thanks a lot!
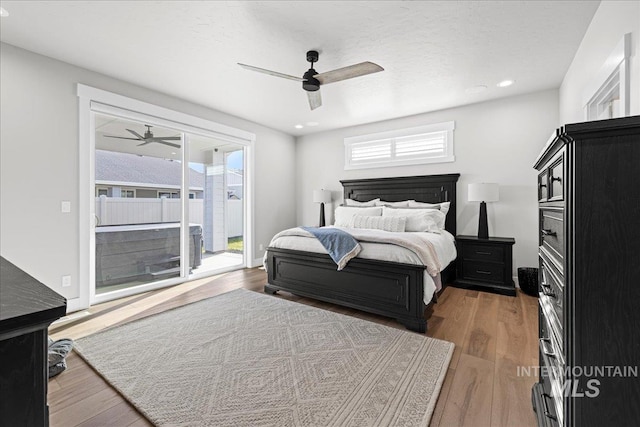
104,125,181,149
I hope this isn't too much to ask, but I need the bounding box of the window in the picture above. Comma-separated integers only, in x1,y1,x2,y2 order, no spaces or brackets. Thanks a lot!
583,33,631,121
96,187,108,197
158,191,179,199
344,121,455,170
121,189,135,198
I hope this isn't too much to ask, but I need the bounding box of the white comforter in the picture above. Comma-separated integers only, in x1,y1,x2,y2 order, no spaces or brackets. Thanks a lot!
264,226,457,304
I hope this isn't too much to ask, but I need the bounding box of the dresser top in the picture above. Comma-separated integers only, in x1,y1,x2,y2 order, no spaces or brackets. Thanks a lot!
534,115,640,169
0,256,67,335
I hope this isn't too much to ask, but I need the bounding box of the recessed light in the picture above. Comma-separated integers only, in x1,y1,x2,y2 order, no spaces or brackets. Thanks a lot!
0,7,9,17
306,121,319,127
466,85,487,94
294,124,304,129
171,152,177,155
497,80,515,88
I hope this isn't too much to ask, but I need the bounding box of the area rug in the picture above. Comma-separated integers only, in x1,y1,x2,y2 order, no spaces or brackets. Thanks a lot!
74,289,454,426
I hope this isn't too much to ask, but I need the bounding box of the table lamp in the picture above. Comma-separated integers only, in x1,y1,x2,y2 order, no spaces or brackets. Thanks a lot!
313,189,331,227
468,183,499,239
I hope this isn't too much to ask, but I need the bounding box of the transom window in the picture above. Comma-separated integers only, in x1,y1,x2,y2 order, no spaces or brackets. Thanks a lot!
344,121,455,170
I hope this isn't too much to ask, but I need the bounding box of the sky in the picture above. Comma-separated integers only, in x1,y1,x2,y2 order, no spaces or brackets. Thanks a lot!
227,150,243,169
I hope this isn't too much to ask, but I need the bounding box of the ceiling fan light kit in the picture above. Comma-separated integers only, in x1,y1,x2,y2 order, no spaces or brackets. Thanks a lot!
239,50,383,110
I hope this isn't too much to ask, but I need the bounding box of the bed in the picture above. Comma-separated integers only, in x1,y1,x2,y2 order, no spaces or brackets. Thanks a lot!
264,174,460,333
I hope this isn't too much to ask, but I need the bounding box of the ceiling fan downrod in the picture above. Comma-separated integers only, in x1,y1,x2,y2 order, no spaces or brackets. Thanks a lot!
303,50,320,92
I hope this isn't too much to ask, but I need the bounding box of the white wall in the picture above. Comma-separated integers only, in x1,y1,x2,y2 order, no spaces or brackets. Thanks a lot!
296,90,559,277
0,42,296,301
559,1,640,123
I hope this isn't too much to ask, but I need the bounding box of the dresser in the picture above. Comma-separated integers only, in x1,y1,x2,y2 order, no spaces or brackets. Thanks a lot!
531,116,640,427
0,257,67,427
454,235,515,296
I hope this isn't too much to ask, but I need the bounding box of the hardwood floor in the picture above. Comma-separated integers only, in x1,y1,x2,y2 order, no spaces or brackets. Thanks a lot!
48,267,539,427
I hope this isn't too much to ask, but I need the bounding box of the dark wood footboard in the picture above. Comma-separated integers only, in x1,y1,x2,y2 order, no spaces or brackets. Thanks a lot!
265,247,429,333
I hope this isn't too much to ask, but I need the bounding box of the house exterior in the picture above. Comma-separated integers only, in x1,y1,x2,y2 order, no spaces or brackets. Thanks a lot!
94,150,205,199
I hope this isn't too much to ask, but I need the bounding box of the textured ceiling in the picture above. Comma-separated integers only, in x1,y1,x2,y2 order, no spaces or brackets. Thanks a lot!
0,1,599,136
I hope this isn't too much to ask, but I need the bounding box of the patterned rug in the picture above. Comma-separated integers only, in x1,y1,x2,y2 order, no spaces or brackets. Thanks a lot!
74,289,454,426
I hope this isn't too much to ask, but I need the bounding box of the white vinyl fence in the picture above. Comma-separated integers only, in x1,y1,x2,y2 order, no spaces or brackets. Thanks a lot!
95,197,243,237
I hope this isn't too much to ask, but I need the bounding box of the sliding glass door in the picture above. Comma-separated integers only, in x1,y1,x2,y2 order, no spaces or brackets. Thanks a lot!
187,138,244,276
92,113,245,302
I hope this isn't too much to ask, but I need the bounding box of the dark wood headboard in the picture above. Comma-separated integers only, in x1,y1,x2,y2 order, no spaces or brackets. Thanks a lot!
340,174,460,235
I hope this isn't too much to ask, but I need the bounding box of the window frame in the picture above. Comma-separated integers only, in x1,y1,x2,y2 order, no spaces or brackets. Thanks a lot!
344,121,455,170
158,190,179,199
121,189,136,198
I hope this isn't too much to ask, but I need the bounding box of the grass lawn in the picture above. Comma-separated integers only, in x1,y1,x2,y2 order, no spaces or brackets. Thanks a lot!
227,236,243,252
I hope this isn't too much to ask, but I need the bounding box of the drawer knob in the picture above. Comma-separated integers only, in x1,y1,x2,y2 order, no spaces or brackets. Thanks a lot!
541,229,557,237
538,182,547,188
551,176,562,182
541,283,556,298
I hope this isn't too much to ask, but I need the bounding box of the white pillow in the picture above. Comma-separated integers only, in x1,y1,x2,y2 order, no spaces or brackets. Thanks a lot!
374,200,411,207
334,206,382,227
407,201,451,216
382,206,445,232
344,198,380,207
349,215,406,232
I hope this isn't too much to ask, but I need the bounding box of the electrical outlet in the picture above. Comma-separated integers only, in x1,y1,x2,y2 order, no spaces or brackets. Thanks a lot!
259,244,264,251
61,275,71,287
61,201,71,213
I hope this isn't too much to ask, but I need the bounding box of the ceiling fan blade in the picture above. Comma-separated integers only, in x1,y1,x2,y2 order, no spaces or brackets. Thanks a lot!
126,129,146,140
145,136,182,141
104,135,143,141
315,61,384,85
238,63,305,82
156,140,182,149
307,90,322,111
137,140,182,149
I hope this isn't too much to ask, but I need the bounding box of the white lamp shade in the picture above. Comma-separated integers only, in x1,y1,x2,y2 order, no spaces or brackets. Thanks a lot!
313,189,332,203
468,183,499,202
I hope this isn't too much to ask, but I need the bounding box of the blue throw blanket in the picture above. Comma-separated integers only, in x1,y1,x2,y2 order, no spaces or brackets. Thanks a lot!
301,227,361,271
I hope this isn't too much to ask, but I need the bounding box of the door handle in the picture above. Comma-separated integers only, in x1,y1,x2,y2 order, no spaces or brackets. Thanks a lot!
541,283,556,298
540,338,556,359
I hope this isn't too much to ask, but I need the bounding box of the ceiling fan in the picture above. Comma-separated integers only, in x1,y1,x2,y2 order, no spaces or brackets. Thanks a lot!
238,50,383,110
104,125,181,149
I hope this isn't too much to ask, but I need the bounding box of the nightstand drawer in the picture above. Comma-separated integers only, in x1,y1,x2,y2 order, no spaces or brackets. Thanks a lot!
462,261,506,283
462,244,504,263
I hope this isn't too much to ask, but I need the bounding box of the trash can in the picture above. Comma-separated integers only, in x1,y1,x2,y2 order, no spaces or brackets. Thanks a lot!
518,267,538,296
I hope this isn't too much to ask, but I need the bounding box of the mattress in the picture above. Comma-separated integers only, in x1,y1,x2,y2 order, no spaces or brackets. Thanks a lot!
266,228,457,304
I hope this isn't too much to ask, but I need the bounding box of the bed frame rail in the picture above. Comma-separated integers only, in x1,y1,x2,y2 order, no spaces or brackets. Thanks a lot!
265,248,428,332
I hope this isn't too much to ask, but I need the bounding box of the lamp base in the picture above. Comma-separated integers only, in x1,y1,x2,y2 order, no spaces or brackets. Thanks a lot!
319,202,326,227
478,201,489,239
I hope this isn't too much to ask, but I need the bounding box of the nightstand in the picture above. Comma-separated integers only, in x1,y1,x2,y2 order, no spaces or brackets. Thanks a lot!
454,235,516,296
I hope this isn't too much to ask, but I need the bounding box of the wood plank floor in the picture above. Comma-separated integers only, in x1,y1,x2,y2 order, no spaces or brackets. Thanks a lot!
48,267,539,427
